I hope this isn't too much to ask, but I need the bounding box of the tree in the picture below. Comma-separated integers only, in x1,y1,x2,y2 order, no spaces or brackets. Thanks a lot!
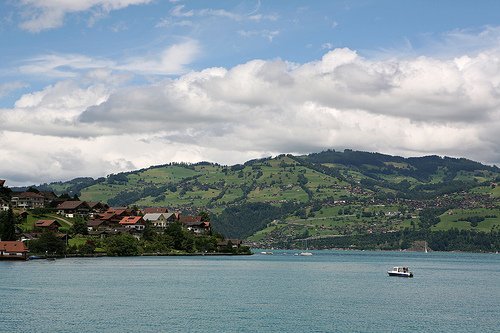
0,208,16,241
26,187,40,193
199,211,211,222
59,193,71,200
165,222,187,250
28,231,66,255
141,222,156,241
105,234,139,256
70,217,88,235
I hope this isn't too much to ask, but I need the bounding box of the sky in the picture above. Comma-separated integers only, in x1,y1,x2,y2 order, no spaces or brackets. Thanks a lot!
1,0,500,186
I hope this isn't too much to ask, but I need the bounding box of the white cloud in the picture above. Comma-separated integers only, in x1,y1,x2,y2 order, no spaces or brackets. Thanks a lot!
321,43,334,50
0,81,28,98
118,40,200,75
238,30,280,42
18,0,153,32
18,40,200,78
19,53,114,78
167,3,277,22
3,42,500,185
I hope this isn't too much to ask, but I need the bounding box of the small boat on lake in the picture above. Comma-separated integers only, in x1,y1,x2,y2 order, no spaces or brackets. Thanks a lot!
388,266,413,278
260,251,274,255
299,239,313,256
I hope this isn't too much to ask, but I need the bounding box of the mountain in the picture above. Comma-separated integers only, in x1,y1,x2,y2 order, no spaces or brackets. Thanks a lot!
14,149,500,250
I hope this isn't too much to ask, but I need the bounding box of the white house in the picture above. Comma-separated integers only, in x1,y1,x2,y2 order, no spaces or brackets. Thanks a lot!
0,198,9,211
142,212,176,228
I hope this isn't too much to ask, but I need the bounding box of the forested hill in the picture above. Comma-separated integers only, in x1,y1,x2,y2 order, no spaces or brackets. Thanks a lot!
12,149,500,248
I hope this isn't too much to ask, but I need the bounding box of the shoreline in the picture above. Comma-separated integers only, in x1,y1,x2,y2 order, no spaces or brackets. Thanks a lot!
25,251,253,260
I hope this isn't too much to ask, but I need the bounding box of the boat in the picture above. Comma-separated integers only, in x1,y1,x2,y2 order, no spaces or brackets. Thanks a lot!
387,266,413,277
299,239,313,256
260,251,273,255
28,255,44,260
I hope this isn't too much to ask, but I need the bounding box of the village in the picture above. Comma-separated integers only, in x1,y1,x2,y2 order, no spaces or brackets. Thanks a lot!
0,180,248,260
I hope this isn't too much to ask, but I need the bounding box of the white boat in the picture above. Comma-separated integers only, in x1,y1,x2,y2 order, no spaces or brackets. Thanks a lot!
299,239,313,256
260,251,273,255
388,266,413,278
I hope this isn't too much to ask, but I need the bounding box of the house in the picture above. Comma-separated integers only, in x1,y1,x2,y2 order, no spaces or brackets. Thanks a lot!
0,179,5,187
217,239,243,250
110,207,137,215
88,229,116,239
143,212,176,228
11,192,45,209
20,233,38,242
96,208,135,226
18,211,29,221
119,216,146,231
0,198,9,211
87,202,109,217
0,241,29,260
39,191,58,203
87,219,106,232
34,220,61,232
179,215,202,224
179,215,211,234
56,201,91,217
183,221,211,234
142,207,168,214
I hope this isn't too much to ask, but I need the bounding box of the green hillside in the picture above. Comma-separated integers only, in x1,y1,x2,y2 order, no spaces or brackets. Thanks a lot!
23,150,500,250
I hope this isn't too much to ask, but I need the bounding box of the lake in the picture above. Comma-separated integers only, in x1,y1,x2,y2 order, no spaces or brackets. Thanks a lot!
1,250,499,332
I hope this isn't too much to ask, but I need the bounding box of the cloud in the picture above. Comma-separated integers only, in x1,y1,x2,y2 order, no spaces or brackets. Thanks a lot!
117,40,200,75
0,81,28,98
167,3,277,22
3,39,500,184
18,40,200,78
75,47,500,156
19,53,114,78
425,25,500,55
17,0,153,32
238,30,280,42
322,43,334,50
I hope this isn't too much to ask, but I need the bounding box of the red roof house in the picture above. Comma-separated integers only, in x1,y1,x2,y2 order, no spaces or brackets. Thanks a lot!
143,207,169,214
179,215,202,224
119,216,145,230
0,241,29,260
34,220,61,231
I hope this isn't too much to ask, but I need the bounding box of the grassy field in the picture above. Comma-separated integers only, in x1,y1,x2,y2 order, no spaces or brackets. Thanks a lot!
19,212,73,232
432,208,500,232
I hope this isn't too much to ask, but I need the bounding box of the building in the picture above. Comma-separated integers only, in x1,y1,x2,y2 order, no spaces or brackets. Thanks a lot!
86,202,109,217
0,241,29,260
119,216,146,231
56,201,91,217
184,221,211,234
11,192,45,209
179,215,211,234
0,198,9,211
143,212,176,228
34,220,61,232
143,207,168,214
95,208,135,225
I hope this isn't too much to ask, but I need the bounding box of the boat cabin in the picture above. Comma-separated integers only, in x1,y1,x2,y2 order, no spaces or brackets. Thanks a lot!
388,266,413,277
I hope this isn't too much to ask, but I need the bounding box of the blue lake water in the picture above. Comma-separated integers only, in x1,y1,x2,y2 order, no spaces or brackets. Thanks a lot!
1,250,499,332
